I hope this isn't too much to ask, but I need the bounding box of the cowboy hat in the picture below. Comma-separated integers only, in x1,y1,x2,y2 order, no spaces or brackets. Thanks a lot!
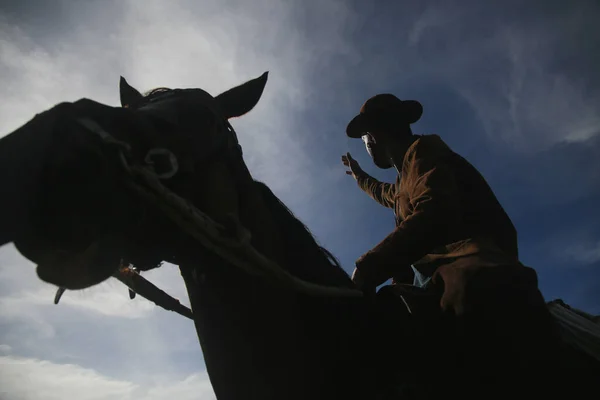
346,94,423,138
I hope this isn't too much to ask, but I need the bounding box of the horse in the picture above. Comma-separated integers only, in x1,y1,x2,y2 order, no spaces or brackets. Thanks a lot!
0,72,596,399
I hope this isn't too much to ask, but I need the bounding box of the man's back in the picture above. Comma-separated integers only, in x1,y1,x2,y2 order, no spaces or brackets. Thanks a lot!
396,134,519,277
442,142,518,260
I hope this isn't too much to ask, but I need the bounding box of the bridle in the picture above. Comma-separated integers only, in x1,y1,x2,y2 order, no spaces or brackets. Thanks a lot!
55,87,362,319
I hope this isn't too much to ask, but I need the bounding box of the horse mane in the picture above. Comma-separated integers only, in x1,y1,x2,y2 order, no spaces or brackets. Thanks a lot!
252,181,354,288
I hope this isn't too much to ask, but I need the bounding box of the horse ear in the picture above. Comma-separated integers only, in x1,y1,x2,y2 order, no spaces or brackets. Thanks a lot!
119,76,143,108
214,72,268,119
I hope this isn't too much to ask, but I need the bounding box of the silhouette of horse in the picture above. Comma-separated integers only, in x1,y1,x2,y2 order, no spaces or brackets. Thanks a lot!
1,73,597,399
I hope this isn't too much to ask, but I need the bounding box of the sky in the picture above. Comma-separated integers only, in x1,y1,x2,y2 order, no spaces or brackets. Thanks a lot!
0,0,599,398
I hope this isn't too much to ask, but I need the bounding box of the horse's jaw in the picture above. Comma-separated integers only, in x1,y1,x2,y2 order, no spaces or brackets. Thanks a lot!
14,235,123,290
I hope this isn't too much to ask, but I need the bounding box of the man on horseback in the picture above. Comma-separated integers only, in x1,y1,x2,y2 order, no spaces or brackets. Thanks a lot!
341,94,567,389
342,94,529,313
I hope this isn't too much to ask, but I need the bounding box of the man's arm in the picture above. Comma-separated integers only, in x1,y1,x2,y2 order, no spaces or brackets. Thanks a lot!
355,145,461,287
355,172,396,209
342,153,396,209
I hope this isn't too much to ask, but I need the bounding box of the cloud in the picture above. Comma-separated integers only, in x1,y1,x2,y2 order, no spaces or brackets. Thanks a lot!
408,4,464,47
0,356,136,400
483,26,600,150
0,285,58,342
0,356,216,400
0,344,12,353
0,0,359,201
565,240,600,265
144,373,216,400
387,1,600,153
0,243,204,390
0,285,155,319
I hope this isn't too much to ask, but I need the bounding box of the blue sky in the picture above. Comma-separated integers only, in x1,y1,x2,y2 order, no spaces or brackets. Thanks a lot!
0,0,599,398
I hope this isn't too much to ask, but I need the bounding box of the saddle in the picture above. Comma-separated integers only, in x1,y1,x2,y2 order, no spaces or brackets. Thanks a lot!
379,262,544,320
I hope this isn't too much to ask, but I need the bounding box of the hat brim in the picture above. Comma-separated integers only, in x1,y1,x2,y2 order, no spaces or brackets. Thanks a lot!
346,114,369,138
346,100,424,139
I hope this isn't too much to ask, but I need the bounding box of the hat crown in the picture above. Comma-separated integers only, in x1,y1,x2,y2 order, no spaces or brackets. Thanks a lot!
360,93,404,116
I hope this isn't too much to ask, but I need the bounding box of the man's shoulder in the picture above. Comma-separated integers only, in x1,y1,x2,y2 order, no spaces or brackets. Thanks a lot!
414,134,451,148
408,134,453,159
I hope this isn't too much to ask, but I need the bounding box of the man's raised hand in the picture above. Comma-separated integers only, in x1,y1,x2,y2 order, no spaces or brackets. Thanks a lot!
341,152,364,179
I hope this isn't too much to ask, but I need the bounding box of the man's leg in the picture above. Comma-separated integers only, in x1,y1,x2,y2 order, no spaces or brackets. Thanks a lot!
462,265,567,395
370,285,459,398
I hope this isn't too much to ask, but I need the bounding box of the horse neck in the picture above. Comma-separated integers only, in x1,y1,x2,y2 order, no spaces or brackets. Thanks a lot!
236,181,286,266
236,180,354,288
180,179,365,400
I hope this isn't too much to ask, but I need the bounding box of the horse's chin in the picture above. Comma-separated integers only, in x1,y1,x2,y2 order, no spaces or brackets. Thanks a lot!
34,241,118,290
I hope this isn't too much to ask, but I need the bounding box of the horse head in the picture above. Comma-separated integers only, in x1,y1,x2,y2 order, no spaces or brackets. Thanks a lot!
7,72,269,290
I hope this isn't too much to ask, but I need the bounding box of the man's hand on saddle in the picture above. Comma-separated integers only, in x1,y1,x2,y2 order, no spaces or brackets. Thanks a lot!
341,153,365,180
355,251,472,314
351,251,398,297
351,266,377,298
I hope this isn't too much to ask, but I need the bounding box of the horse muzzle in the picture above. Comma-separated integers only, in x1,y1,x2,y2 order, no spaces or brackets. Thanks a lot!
16,234,125,290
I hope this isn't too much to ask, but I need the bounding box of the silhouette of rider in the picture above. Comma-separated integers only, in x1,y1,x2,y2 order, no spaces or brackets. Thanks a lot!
342,94,526,315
